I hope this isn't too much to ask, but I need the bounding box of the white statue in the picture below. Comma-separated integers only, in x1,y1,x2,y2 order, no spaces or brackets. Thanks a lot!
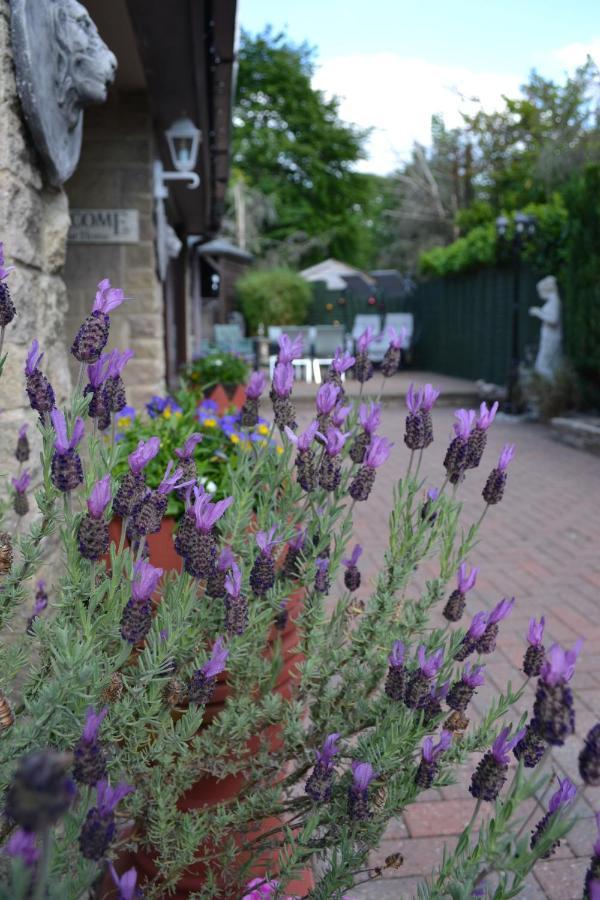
529,275,562,379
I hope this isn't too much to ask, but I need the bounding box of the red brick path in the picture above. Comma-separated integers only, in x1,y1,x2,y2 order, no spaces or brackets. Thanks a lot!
298,393,600,899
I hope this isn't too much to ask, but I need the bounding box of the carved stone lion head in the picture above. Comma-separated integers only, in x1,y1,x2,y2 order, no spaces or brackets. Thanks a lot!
53,0,117,129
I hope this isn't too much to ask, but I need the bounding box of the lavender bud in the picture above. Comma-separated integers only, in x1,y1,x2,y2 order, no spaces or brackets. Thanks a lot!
349,430,371,464
113,472,149,519
347,762,376,820
15,425,29,463
77,516,110,561
443,590,466,622
73,708,108,786
314,557,330,594
5,750,75,831
249,551,276,596
470,727,525,802
353,350,373,384
120,598,152,644
78,781,133,861
579,724,600,786
0,281,16,328
513,721,547,768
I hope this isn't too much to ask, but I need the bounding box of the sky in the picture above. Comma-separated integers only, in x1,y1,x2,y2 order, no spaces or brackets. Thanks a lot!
238,0,600,174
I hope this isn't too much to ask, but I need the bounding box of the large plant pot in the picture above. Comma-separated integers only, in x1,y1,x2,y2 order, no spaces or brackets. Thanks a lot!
201,383,247,415
104,518,311,896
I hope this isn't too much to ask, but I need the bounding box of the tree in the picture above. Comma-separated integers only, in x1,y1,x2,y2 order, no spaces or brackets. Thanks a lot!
232,28,376,268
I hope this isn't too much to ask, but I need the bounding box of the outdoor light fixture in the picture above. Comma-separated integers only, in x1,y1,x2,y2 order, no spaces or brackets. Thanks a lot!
153,118,202,281
165,117,202,172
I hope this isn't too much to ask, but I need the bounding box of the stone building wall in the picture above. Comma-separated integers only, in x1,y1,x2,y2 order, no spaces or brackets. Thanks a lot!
64,91,165,411
0,0,71,469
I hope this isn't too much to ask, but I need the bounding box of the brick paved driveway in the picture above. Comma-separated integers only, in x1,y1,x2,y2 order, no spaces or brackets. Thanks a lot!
298,394,600,900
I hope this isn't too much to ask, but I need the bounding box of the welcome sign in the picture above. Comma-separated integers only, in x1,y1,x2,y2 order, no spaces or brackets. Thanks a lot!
68,209,140,243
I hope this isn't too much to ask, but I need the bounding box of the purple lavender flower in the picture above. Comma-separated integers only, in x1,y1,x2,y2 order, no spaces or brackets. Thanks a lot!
305,732,340,802
283,528,306,579
104,348,134,414
454,611,489,661
71,279,126,363
421,384,441,412
271,362,296,429
531,777,577,857
348,761,377,820
130,462,191,538
357,327,375,353
277,333,304,364
482,444,516,505
175,433,203,460
50,409,85,492
405,646,444,709
319,428,348,491
5,749,75,832
73,707,108,786
285,420,321,492
15,423,29,463
513,719,547,769
0,242,16,328
315,556,330,594
206,546,235,599
120,561,164,644
87,475,111,519
108,863,139,900
5,829,39,866
77,475,112,560
250,527,281,596
189,637,229,704
181,493,233,579
272,362,294,398
404,384,429,450
476,597,515,654
25,339,55,418
444,409,476,484
579,724,600,786
354,328,375,383
447,663,486,712
79,780,134,860
415,730,452,788
247,370,267,399
533,639,583,745
350,401,380,463
421,486,440,524
331,403,352,428
443,563,479,622
331,348,355,374
350,435,393,501
26,579,49,633
422,679,450,723
470,725,526,801
467,401,499,469
385,639,406,701
84,353,111,427
224,562,248,634
11,469,31,517
128,437,161,475
342,544,362,592
381,326,406,376
316,383,340,417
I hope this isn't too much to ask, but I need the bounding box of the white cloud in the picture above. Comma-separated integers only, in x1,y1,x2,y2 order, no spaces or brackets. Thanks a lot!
551,37,600,68
312,54,522,175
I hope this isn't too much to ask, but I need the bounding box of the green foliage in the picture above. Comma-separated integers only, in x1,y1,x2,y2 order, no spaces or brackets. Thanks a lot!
562,163,600,404
182,350,249,391
419,197,569,277
113,393,244,516
233,29,376,268
236,267,312,333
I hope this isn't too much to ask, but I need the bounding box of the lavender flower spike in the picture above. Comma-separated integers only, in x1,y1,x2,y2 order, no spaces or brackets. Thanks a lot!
82,706,108,743
477,401,499,430
416,730,452,789
388,639,405,668
332,347,355,373
93,279,126,314
87,475,111,519
422,730,453,763
51,408,84,454
421,384,441,411
79,780,134,861
342,544,363,569
12,470,31,494
357,327,375,353
107,348,134,378
522,615,546,677
406,383,423,414
331,403,352,427
246,370,267,399
277,332,304,364
175,432,203,460
458,563,479,594
73,706,109,786
531,777,577,857
315,556,330,593
359,402,382,434
319,427,348,491
256,526,282,555
387,325,407,349
417,645,444,677
316,733,340,766
477,596,515,654
306,733,340,803
365,435,393,468
454,611,489,660
25,339,43,376
224,562,242,598
498,444,516,470
5,829,39,866
108,863,139,900
202,637,229,678
132,560,163,601
492,725,527,765
453,409,476,440
128,436,160,475
272,362,294,398
157,461,195,495
528,616,545,646
348,761,377,820
540,639,583,687
316,383,340,416
285,419,320,450
463,663,486,688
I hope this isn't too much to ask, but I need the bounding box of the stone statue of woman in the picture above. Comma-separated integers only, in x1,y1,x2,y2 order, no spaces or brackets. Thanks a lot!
529,275,562,380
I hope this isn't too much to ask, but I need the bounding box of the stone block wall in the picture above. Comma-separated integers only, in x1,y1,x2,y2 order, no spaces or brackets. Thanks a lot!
0,0,71,477
64,91,166,411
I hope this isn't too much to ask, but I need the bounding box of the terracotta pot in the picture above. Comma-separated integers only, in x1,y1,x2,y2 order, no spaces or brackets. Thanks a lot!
203,383,247,415
108,516,182,573
105,518,311,896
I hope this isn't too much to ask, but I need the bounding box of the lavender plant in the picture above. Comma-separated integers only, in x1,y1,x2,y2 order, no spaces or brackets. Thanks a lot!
0,264,597,900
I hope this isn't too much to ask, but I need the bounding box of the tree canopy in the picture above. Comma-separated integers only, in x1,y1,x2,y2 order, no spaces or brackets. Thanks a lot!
232,28,377,268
